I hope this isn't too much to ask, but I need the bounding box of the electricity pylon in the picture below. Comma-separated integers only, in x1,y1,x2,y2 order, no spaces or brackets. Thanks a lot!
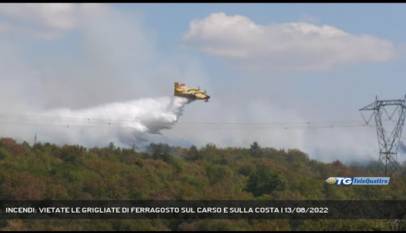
360,95,406,175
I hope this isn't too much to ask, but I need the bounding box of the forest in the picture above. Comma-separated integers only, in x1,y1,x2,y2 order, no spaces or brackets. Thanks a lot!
0,137,405,231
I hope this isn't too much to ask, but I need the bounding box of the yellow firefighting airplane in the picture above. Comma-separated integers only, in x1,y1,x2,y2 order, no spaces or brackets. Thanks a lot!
174,82,210,102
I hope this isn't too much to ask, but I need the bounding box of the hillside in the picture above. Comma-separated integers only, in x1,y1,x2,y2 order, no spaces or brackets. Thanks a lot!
0,138,405,231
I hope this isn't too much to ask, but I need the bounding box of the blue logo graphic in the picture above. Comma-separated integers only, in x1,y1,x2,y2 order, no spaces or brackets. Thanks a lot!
325,177,390,186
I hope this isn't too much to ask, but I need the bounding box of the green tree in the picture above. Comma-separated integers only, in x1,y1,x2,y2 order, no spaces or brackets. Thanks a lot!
245,166,285,197
186,145,201,161
147,143,171,161
249,141,262,157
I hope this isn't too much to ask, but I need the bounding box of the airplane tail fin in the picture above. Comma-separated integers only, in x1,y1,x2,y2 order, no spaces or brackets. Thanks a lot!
174,82,179,95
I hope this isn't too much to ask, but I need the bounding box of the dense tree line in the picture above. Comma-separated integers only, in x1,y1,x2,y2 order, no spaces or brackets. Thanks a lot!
0,137,405,230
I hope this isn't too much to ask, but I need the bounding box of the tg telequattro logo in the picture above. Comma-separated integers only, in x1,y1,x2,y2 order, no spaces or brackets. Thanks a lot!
325,177,390,185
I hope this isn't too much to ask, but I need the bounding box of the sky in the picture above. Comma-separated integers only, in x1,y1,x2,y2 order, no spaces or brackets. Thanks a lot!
1,3,406,163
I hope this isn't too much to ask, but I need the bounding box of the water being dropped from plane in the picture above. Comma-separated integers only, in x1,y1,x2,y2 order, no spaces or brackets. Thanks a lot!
0,96,192,147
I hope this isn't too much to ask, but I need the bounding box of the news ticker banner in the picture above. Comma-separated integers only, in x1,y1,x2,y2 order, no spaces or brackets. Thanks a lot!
0,201,406,219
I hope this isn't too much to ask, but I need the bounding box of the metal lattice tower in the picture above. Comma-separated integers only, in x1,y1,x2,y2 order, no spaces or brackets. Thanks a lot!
360,95,406,175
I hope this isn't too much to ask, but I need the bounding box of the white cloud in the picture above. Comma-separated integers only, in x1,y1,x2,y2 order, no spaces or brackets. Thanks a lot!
0,3,78,39
184,12,396,71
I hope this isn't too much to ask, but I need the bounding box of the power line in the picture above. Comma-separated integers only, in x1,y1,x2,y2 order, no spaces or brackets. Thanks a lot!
177,120,364,125
0,113,376,130
360,95,406,175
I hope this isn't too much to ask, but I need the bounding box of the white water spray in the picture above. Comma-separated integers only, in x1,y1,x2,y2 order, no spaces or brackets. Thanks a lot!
0,96,192,147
